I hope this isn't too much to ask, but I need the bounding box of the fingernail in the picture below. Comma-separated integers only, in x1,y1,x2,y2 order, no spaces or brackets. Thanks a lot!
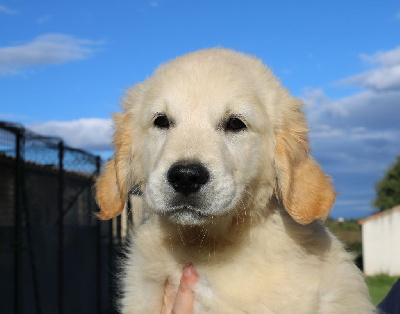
183,263,194,276
183,263,198,284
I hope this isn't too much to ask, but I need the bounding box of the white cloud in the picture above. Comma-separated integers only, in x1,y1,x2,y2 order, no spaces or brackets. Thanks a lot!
360,46,400,66
300,46,400,217
0,5,18,15
0,33,102,76
308,126,345,139
340,66,400,91
304,88,400,131
301,87,348,120
303,47,400,130
304,86,400,170
338,46,400,90
30,118,113,151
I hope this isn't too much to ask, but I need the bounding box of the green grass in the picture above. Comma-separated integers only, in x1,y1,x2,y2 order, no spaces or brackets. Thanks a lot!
365,275,399,306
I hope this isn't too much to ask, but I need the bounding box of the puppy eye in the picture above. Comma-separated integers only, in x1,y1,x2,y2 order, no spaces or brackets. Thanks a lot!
226,117,246,131
154,115,170,129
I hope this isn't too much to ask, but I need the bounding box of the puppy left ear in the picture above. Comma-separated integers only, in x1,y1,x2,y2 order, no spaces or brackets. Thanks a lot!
95,159,128,220
274,105,336,224
95,87,145,220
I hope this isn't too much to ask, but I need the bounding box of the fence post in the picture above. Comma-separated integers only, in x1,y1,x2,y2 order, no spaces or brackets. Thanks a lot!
108,218,114,312
58,141,64,314
95,157,101,313
14,130,22,314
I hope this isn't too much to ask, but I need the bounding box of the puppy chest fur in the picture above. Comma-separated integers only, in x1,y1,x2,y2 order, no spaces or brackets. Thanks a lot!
122,208,372,313
95,49,375,313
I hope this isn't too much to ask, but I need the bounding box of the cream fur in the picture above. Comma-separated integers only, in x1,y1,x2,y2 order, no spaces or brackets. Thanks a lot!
96,49,375,313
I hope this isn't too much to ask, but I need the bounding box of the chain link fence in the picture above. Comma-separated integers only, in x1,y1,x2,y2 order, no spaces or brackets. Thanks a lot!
0,121,125,314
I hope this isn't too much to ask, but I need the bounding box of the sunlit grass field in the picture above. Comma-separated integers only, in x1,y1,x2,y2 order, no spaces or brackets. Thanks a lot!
366,275,399,306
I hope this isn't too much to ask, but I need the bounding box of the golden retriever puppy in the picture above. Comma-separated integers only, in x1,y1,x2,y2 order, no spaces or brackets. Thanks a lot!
96,49,375,313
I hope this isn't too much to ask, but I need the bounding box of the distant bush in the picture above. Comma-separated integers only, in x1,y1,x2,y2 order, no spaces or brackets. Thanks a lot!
325,218,361,232
373,155,400,211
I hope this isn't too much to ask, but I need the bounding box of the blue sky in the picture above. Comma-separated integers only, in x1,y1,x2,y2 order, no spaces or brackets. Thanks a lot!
1,0,400,219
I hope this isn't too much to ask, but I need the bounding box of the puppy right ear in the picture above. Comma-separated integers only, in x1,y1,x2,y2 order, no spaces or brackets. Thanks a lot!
273,96,336,224
95,159,126,220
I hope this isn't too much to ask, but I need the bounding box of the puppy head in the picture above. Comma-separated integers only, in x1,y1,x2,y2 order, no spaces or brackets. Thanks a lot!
95,49,335,225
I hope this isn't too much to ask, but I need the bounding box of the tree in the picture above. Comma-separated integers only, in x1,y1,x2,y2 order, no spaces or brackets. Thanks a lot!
373,155,400,212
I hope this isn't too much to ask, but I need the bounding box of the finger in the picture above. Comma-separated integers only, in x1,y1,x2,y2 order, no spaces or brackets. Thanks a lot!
171,263,199,314
162,279,176,314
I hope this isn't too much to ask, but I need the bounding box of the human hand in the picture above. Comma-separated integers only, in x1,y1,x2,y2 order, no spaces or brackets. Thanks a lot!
162,263,199,314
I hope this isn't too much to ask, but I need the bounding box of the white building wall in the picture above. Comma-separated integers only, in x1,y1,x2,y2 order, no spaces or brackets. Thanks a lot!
362,209,400,276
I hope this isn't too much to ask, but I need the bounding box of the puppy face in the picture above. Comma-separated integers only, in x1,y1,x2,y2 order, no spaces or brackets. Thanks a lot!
96,49,335,226
140,68,275,225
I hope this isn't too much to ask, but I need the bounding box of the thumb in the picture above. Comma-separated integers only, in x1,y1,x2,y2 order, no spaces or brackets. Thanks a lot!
171,263,198,314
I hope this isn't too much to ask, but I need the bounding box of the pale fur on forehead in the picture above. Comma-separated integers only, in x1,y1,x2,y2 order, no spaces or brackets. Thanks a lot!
145,49,282,122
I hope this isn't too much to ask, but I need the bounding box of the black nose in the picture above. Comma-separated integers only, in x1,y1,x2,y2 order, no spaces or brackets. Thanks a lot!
167,163,210,196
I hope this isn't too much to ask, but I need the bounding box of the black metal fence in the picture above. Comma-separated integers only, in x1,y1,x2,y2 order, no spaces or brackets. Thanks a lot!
0,121,124,314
